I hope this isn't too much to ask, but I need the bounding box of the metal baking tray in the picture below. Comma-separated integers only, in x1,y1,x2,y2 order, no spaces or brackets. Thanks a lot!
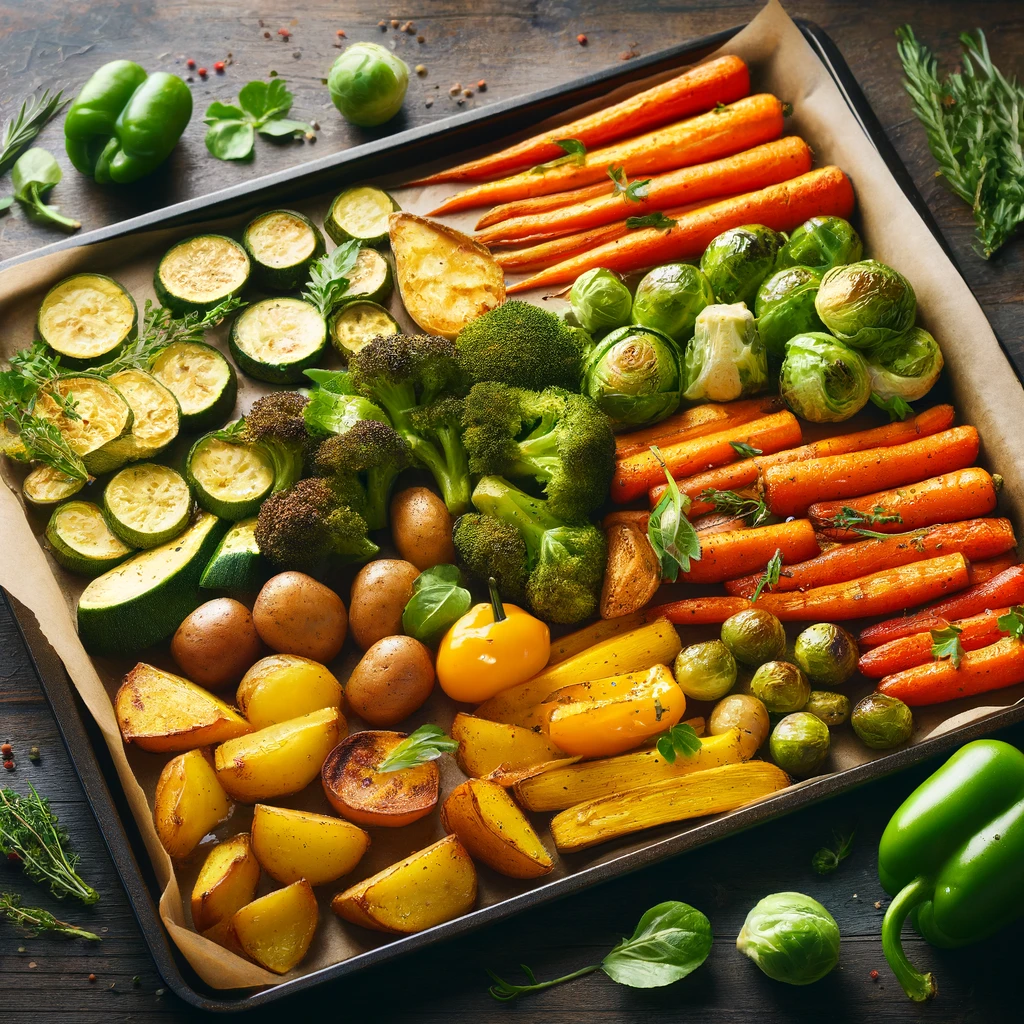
7,19,1024,1012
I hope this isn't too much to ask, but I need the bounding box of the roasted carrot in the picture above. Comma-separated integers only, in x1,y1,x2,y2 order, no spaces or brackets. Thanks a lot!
877,636,1024,706
680,520,820,585
723,519,1016,598
810,467,998,540
648,595,752,625
477,181,615,229
429,94,785,215
968,553,1018,585
476,137,813,244
506,166,854,292
763,426,980,518
613,410,802,504
412,55,751,186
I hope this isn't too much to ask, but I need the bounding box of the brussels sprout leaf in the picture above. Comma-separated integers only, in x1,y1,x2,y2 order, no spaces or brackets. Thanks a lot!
401,564,472,645
647,445,701,581
656,724,702,764
997,606,1024,641
930,624,965,668
751,548,784,602
376,724,459,773
871,392,914,421
811,830,855,875
730,440,762,458
626,212,678,231
608,165,651,203
699,488,771,527
530,137,587,173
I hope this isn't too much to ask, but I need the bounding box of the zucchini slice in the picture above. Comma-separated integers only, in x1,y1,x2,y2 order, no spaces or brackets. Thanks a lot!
344,247,393,305
200,517,267,593
46,501,133,576
228,297,327,384
150,341,237,431
100,369,181,464
37,274,138,365
325,186,400,247
104,463,193,549
154,234,251,316
329,300,399,360
187,434,274,521
243,209,325,292
23,465,86,508
77,511,226,655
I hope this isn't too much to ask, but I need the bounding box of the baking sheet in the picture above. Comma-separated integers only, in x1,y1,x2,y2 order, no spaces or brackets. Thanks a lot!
2,0,1024,994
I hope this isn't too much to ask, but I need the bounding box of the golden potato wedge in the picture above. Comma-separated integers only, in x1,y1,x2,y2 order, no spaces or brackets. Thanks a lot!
389,212,505,339
231,879,319,975
191,833,261,932
214,707,343,802
235,654,343,729
441,779,553,879
451,713,564,778
251,804,369,885
600,522,661,620
116,662,251,753
332,835,477,934
201,917,245,956
154,749,232,858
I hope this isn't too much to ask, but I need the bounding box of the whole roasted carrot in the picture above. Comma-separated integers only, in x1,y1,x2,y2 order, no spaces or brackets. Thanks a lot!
429,94,785,215
680,520,820,585
649,595,752,625
723,518,1016,598
763,426,979,518
877,636,1024,706
506,166,854,292
810,467,998,540
476,137,813,244
613,410,802,504
968,553,1018,585
477,181,614,229
411,55,751,186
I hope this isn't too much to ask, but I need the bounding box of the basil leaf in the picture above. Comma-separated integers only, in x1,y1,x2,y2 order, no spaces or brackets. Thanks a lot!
204,120,255,161
647,446,700,582
402,564,472,644
202,101,245,123
257,118,310,139
377,724,459,773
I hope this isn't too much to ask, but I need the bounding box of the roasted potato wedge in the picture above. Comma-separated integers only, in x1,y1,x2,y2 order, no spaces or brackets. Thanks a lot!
154,749,232,858
389,212,505,339
451,713,564,778
214,707,343,802
231,879,319,975
201,916,245,956
251,804,369,885
600,521,661,620
321,731,438,827
441,779,553,879
332,835,477,934
191,833,261,932
116,662,251,752
235,654,343,729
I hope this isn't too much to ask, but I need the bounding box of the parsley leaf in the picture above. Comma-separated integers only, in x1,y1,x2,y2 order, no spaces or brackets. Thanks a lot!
204,78,311,161
698,488,771,527
529,137,587,173
730,441,762,458
871,392,914,421
997,606,1024,640
930,624,965,668
626,212,678,231
752,548,784,602
301,241,363,317
376,725,459,773
647,445,701,582
811,830,855,875
608,164,651,202
656,724,702,764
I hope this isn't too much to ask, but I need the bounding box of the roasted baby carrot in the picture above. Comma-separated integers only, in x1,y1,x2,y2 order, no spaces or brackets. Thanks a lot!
679,519,820,585
649,595,752,625
412,55,751,186
968,553,1018,585
477,181,615,229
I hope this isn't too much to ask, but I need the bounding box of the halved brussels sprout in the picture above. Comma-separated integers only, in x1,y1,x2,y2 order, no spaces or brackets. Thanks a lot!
674,640,737,702
802,691,850,727
737,891,840,984
779,332,871,423
700,224,785,305
754,266,825,364
750,661,811,714
793,623,858,687
721,608,787,666
864,327,944,403
774,216,863,273
815,259,917,349
631,263,715,343
682,302,768,403
770,712,831,778
569,268,633,336
851,693,913,749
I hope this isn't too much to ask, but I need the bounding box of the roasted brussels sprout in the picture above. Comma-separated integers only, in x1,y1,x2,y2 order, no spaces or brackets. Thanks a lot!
754,266,825,364
708,693,770,759
851,693,914,749
770,712,831,777
815,259,917,349
779,332,871,423
328,42,410,127
582,325,682,430
631,263,715,343
750,661,811,714
774,216,863,273
700,224,785,305
794,623,858,687
721,608,787,666
569,268,633,336
737,891,841,984
682,302,768,403
802,691,851,727
674,640,737,702
864,327,944,403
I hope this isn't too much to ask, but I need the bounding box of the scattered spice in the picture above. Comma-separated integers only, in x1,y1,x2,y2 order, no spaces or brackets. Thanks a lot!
311,120,320,130
3,761,13,772
378,20,387,30
457,97,465,106
28,747,40,763
417,35,425,43
415,64,427,76
1,744,11,758
305,132,316,143
463,88,474,98
477,79,487,91
186,58,196,69
198,67,208,78
577,34,588,45
425,97,434,108
277,27,290,39
870,969,880,981
155,988,166,998
336,29,346,38
214,61,225,73
390,19,400,28
292,51,301,59
263,31,271,39
89,973,97,983
449,83,461,95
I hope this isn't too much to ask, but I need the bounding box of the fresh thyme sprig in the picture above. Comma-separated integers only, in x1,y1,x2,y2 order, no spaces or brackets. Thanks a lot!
824,505,904,538
0,893,100,941
751,548,784,602
0,89,68,176
698,488,771,527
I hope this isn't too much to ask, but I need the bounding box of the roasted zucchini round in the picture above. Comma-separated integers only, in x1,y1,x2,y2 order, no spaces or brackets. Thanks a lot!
325,186,400,247
243,209,325,292
187,434,275,520
150,341,238,431
37,273,138,365
328,300,399,360
46,500,133,576
23,464,86,509
344,247,393,305
229,297,328,383
154,234,251,316
104,463,193,549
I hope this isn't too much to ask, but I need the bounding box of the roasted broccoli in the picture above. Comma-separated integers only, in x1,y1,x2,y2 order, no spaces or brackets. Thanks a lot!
241,391,309,493
463,382,615,521
453,512,529,604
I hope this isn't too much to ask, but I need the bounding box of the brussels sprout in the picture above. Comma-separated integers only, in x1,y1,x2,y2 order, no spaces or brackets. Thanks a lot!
682,303,768,403
708,693,770,759
721,608,787,666
864,327,944,403
802,691,851,727
700,224,785,305
779,332,871,423
750,661,811,714
632,263,715,343
569,268,633,336
754,266,825,364
815,259,917,349
737,892,841,984
770,712,831,777
583,325,682,429
774,216,863,273
674,640,737,702
851,693,914,749
794,623,858,687
328,43,410,127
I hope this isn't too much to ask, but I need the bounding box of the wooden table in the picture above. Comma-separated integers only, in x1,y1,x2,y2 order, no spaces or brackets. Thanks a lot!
1,2,1022,1020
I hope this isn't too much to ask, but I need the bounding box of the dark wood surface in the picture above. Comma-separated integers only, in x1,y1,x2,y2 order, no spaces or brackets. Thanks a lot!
2,1,1024,1020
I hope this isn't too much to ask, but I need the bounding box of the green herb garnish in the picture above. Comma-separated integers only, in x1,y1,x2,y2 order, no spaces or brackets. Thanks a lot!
204,78,311,161
0,90,68,175
647,445,701,582
530,137,588,173
751,548,784,602
11,148,80,232
997,606,1024,640
811,830,855,875
825,505,904,538
0,893,100,941
376,725,459,773
626,212,677,231
730,440,762,459
608,164,651,203
930,624,965,668
698,488,771,527
656,724,702,764
871,392,914,421
401,564,472,645
301,240,362,317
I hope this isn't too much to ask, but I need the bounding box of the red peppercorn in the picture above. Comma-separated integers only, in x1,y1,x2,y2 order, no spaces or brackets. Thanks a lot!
277,27,290,39
1,743,12,757
7,850,20,862
198,67,208,77
577,34,588,45
186,58,196,69
88,974,97,983
336,29,346,38
3,760,14,771
213,61,225,72
870,970,880,981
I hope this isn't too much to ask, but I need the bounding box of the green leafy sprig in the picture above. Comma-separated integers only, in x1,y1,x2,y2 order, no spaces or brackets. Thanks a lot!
301,241,362,318
930,624,965,668
811,830,855,875
656,723,702,764
0,89,67,176
824,504,904,539
401,565,472,645
997,606,1024,640
530,138,588,174
0,893,100,941
647,445,701,582
376,725,459,773
751,548,784,602
608,165,651,203
698,488,771,527
730,440,762,459
871,392,914,421
626,212,677,231
12,148,79,232
204,79,311,161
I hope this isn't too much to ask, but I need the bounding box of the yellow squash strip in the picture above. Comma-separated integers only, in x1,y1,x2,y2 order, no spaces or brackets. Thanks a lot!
546,609,659,665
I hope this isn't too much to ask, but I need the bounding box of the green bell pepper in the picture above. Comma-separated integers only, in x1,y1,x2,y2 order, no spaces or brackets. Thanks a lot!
65,60,193,184
879,738,1024,1001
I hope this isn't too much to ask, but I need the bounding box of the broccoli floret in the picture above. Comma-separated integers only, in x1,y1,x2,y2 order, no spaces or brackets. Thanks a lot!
241,391,309,493
453,512,529,604
255,476,378,575
463,382,615,521
456,301,587,392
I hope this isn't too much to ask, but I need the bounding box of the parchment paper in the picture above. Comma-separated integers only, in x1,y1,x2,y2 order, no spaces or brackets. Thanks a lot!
2,0,1023,992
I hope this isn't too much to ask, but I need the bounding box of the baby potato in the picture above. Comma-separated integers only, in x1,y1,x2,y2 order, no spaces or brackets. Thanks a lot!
348,559,420,650
251,804,369,885
191,833,261,932
171,598,264,689
236,654,343,729
253,572,347,663
345,635,435,726
390,486,456,570
231,879,319,975
709,693,771,759
154,749,232,859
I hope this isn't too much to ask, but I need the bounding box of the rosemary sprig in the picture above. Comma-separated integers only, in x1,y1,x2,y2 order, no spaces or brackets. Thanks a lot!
698,488,771,527
751,548,784,602
824,505,904,538
0,893,100,941
0,89,68,176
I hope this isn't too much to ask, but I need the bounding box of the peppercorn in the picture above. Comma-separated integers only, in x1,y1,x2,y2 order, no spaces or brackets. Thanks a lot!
870,969,880,981
3,760,14,771
390,19,399,28
477,79,487,91
264,31,271,39
213,61,225,73
1,743,12,757
186,58,196,69
198,67,208,77
463,88,473,98
378,20,387,30
88,974,97,984
417,35,425,43
415,64,427,76
577,34,588,45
